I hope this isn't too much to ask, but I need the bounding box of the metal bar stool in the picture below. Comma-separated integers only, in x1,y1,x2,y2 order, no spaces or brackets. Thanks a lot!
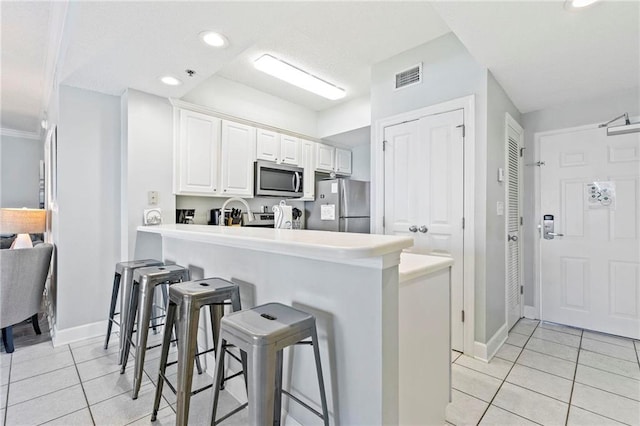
104,259,163,365
120,264,193,399
211,302,329,426
151,278,246,426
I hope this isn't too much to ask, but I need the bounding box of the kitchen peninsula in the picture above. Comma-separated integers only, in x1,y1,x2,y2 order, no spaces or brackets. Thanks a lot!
136,224,451,425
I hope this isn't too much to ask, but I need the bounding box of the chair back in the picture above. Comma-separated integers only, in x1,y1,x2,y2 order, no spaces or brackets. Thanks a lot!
0,243,53,328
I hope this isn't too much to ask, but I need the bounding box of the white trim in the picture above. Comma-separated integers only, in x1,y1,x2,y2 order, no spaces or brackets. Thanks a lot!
504,113,524,330
170,98,320,143
51,319,107,347
473,322,508,362
372,94,475,356
41,1,68,122
1,128,41,140
524,305,538,319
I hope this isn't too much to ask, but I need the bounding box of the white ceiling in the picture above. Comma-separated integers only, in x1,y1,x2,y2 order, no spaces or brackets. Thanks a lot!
1,1,639,136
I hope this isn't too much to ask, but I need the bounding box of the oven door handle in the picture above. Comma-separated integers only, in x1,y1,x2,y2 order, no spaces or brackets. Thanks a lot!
293,172,301,192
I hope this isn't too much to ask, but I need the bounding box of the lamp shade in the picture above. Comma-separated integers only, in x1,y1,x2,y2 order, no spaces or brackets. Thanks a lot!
0,208,46,234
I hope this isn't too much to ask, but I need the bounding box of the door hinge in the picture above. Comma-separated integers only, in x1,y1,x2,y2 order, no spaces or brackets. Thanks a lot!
456,124,465,138
462,217,465,229
461,310,465,322
520,285,524,295
520,216,523,226
520,147,525,157
383,140,387,151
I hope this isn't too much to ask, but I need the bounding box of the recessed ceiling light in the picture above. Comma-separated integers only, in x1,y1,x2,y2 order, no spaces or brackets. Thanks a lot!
160,76,182,86
254,54,346,100
200,31,229,48
565,0,600,9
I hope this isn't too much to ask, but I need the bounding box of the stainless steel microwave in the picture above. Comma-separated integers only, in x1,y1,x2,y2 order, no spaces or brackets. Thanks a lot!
254,160,303,198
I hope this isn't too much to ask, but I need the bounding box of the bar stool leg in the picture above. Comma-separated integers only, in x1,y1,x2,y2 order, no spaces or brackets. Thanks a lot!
210,334,227,426
229,289,249,392
311,327,330,426
118,268,135,365
120,281,139,373
176,297,200,426
152,300,176,421
104,273,121,350
273,349,284,425
132,282,155,399
209,304,224,389
248,344,277,426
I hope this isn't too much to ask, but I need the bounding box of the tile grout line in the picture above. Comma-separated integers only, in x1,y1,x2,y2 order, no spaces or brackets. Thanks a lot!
564,328,583,426
69,345,97,426
475,319,542,425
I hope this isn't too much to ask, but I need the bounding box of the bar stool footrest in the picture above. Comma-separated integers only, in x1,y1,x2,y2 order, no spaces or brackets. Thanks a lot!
214,402,249,425
281,389,325,420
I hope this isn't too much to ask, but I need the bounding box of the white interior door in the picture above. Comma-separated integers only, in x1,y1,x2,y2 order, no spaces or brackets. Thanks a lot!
506,118,523,330
384,109,465,351
540,126,640,339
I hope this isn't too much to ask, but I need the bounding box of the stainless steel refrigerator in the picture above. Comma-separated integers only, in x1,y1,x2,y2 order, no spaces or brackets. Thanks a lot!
306,179,370,233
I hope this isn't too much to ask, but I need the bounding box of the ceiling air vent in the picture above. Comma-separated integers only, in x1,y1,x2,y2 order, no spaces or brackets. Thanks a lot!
395,63,422,90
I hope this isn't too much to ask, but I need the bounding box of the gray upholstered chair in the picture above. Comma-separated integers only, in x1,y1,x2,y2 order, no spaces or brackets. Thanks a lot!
0,243,53,353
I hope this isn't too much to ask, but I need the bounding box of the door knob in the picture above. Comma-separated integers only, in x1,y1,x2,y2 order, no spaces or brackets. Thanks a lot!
409,225,418,233
508,234,518,242
548,232,564,237
418,226,428,233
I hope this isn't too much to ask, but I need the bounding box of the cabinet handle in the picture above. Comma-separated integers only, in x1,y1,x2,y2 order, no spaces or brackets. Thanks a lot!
224,189,227,192
418,226,428,233
409,225,418,233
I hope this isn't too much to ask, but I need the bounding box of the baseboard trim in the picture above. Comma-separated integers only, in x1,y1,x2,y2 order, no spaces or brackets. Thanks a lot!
474,322,508,362
524,305,538,320
52,320,108,347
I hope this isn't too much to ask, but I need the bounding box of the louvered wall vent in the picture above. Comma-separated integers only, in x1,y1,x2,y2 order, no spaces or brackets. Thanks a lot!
394,63,422,90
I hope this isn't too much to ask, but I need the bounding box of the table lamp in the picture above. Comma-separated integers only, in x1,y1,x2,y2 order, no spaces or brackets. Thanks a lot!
0,208,46,249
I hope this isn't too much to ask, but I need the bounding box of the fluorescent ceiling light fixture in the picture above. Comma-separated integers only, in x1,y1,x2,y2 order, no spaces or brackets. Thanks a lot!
200,31,228,48
160,76,182,86
254,54,346,100
565,0,600,9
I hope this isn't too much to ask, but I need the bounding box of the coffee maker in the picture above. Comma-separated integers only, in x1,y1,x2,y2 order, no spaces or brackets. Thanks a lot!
176,209,195,224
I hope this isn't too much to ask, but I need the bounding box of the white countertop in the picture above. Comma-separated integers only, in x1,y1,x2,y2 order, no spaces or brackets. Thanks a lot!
399,252,454,283
138,224,413,260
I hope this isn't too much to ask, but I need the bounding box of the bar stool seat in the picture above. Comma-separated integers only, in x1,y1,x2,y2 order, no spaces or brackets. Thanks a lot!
104,259,163,365
211,302,329,426
151,277,245,426
121,264,191,399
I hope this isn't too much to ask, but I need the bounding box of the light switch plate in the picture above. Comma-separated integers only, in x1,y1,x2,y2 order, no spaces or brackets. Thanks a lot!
148,191,158,206
497,168,504,182
143,208,162,225
496,201,504,216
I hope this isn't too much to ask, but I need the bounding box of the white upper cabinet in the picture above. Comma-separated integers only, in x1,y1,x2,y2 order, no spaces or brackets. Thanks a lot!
256,129,280,163
176,109,221,194
300,139,316,200
220,120,256,197
335,147,352,176
316,143,335,172
280,135,301,166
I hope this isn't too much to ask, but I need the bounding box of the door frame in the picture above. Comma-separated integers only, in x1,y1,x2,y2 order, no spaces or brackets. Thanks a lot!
505,113,524,328
533,121,607,320
372,94,476,355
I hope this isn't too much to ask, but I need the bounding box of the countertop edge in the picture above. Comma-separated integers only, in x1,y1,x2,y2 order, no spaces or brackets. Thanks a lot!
399,253,454,283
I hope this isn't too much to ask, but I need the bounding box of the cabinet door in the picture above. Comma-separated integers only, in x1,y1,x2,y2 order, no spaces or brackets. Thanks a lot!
177,109,221,194
315,143,335,172
280,135,300,166
220,120,256,197
335,148,352,175
256,129,280,162
300,139,316,200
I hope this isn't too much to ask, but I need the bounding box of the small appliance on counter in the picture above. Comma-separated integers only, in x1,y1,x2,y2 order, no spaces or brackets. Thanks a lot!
306,178,370,233
176,209,195,224
273,200,292,229
241,212,275,228
209,208,243,226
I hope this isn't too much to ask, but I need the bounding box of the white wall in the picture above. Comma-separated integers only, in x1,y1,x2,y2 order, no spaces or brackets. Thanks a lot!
56,86,121,334
483,71,522,339
122,89,176,259
521,87,640,309
181,75,318,137
317,95,371,139
350,143,371,181
0,133,43,208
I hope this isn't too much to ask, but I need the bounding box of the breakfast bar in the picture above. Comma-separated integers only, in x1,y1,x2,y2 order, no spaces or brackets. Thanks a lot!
136,224,451,425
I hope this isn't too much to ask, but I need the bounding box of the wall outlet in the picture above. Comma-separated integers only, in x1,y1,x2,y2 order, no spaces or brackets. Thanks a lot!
148,191,158,205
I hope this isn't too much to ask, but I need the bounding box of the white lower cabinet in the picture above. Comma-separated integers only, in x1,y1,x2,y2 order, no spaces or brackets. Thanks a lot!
220,120,256,197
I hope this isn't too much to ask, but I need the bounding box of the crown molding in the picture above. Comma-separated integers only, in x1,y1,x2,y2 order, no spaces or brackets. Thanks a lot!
41,1,69,121
1,128,42,140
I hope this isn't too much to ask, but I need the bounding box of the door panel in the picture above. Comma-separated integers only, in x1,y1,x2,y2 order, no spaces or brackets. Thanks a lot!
384,109,465,351
540,127,640,339
506,119,523,329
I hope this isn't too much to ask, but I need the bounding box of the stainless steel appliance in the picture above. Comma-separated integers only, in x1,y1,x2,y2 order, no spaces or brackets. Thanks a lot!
254,160,303,198
242,212,275,227
306,179,370,233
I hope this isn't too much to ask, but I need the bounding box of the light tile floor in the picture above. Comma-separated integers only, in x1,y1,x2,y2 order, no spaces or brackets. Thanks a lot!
3,316,640,425
1,316,247,426
447,318,640,426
